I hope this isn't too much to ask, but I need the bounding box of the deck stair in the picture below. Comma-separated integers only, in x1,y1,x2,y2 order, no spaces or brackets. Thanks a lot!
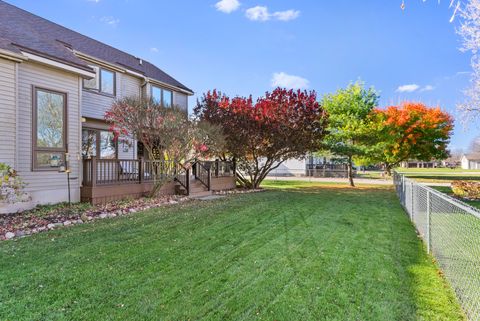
175,176,212,198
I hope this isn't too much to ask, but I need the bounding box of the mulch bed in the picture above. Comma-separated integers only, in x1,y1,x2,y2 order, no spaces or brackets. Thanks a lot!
0,195,188,241
1,188,264,241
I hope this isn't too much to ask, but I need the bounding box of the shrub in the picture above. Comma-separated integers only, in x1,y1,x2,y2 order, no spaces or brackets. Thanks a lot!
0,163,30,204
451,181,480,199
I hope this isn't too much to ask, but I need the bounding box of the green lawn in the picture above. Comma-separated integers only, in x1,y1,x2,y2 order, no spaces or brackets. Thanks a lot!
0,182,465,320
397,169,480,184
430,185,480,210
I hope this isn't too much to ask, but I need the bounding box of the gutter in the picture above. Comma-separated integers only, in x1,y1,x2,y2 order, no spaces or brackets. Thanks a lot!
0,48,27,62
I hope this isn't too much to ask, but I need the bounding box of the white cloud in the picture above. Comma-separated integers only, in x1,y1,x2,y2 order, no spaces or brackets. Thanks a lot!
420,85,435,92
150,47,159,53
246,6,270,21
272,10,300,21
246,6,300,22
87,0,100,2
396,84,420,93
271,72,309,89
215,0,240,13
100,16,120,27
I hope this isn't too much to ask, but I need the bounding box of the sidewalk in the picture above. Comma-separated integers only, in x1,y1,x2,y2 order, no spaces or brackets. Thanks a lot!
266,175,453,187
266,176,393,185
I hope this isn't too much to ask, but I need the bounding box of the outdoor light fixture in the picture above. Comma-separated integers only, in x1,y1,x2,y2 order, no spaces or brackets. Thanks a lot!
58,149,72,205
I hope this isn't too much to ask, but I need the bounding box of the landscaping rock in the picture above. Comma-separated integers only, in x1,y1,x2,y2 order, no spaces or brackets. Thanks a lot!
5,232,15,239
1,194,198,242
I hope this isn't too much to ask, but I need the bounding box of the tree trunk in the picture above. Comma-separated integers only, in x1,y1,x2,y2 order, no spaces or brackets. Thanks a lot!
347,156,355,187
385,164,393,177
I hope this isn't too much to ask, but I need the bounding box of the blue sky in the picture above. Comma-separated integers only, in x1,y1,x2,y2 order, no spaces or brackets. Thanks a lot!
7,0,478,150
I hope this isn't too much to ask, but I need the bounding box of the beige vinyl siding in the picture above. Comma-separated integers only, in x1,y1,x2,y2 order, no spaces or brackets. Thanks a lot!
17,61,81,201
0,58,16,166
117,73,139,160
82,70,142,120
122,73,141,98
173,92,188,112
82,71,120,120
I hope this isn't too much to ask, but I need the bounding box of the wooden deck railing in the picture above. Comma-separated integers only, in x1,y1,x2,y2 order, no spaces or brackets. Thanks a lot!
82,158,177,187
82,158,235,193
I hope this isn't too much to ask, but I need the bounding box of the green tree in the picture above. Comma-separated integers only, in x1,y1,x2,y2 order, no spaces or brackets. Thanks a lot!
321,82,380,187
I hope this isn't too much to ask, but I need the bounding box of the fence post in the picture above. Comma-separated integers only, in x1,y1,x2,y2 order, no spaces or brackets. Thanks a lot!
410,181,415,221
426,190,431,253
138,157,143,184
215,159,219,177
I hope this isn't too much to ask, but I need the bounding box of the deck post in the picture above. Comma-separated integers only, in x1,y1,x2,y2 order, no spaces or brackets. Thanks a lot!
138,157,143,184
186,168,190,196
207,166,211,191
232,158,236,178
91,157,97,187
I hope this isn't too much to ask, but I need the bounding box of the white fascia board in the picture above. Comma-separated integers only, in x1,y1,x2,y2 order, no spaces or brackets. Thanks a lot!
21,51,96,78
147,78,194,96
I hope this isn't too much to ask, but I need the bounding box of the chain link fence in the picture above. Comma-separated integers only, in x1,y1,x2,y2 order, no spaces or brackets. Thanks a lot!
393,172,480,320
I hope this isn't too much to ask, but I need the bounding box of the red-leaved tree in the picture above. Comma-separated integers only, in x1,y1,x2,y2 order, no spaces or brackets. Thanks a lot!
105,97,225,195
194,88,328,189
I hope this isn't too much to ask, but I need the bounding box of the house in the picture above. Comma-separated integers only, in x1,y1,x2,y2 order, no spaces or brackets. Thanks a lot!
400,160,439,168
0,1,235,206
265,155,351,178
461,154,480,170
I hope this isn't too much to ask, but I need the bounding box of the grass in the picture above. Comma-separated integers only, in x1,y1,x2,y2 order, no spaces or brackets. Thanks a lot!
430,185,480,210
396,169,480,184
0,182,465,320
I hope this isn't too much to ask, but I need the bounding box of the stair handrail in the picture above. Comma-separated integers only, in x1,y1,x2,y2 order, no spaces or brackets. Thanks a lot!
174,162,190,195
193,160,211,191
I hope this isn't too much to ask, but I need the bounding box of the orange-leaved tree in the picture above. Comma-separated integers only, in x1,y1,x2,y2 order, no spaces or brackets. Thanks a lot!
363,102,454,174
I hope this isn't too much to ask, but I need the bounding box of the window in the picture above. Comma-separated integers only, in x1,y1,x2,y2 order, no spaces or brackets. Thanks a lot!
151,86,162,104
162,89,172,108
100,69,115,95
151,85,173,108
33,88,67,170
82,67,115,96
82,129,117,159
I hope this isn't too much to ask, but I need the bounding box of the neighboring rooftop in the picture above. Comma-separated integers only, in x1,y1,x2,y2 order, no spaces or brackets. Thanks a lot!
0,0,193,93
463,153,480,161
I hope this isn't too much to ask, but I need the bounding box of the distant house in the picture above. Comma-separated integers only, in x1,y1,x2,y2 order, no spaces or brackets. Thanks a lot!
0,1,235,206
266,155,350,178
400,160,439,168
461,154,480,170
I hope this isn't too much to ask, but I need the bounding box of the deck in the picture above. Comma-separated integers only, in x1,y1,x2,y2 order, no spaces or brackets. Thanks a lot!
81,158,236,204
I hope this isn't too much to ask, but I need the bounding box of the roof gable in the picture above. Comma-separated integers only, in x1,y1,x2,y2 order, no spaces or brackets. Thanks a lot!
0,0,193,93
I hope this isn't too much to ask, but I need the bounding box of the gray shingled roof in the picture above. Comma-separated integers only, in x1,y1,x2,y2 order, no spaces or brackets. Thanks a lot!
464,153,480,161
0,0,193,93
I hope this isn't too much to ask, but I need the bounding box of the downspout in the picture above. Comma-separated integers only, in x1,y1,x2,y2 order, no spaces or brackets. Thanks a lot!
14,62,19,169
